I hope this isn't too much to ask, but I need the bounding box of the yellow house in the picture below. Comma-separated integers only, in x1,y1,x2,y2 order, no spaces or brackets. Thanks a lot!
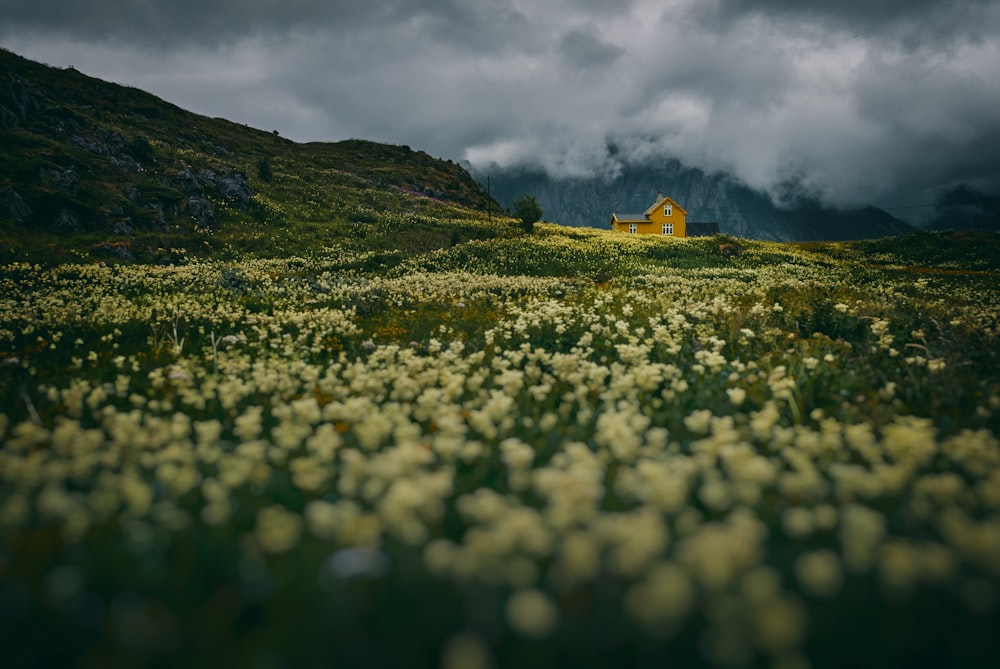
611,193,687,237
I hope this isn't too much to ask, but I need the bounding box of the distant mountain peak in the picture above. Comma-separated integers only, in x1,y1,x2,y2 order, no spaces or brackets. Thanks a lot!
473,160,914,242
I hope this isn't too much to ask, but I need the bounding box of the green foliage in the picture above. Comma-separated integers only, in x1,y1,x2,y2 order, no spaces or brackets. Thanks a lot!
513,194,543,234
125,135,155,164
256,157,274,182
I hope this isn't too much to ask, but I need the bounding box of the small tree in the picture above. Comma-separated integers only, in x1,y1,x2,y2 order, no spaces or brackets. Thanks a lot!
513,194,543,234
256,157,274,183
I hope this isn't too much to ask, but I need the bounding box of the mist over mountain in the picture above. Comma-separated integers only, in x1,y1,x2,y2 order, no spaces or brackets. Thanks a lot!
925,185,1000,232
475,159,914,242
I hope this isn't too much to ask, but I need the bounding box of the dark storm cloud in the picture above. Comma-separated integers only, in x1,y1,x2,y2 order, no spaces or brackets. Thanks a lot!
1,0,998,215
704,0,1000,48
0,0,543,56
710,0,993,27
1,1,439,43
557,29,624,68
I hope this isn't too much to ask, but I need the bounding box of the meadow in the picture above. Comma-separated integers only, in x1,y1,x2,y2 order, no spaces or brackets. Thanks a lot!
1,223,999,669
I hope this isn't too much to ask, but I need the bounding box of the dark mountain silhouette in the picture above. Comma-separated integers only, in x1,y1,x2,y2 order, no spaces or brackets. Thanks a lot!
475,160,914,241
925,185,1000,232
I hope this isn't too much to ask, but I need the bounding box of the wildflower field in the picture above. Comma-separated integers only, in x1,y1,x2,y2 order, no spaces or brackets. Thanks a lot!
2,225,999,669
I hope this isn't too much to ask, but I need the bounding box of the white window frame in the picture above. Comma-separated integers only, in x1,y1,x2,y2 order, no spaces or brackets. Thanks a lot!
664,204,672,217
629,223,637,234
662,223,673,235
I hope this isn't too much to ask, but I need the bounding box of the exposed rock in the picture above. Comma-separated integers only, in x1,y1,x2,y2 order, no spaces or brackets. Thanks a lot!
104,204,125,218
150,210,168,232
174,167,218,195
100,203,134,235
54,208,81,233
125,186,140,202
144,200,169,232
39,166,79,197
217,173,254,209
111,219,134,235
1,186,32,222
97,240,136,261
69,131,130,165
0,74,45,128
187,196,217,229
69,134,111,156
174,169,202,195
40,106,84,137
0,106,17,129
110,154,142,173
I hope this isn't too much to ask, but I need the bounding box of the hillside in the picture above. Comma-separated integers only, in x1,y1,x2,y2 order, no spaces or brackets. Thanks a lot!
475,161,914,241
0,48,508,263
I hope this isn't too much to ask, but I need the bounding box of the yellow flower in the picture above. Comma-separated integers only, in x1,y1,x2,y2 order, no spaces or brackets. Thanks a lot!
505,589,558,639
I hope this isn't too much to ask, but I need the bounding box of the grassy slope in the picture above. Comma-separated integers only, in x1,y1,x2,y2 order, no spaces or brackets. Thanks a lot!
0,48,509,263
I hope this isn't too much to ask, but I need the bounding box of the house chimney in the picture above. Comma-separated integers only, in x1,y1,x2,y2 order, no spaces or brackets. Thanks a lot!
656,191,663,202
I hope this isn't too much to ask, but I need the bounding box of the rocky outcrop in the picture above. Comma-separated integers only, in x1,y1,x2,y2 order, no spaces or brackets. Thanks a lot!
54,209,82,234
0,74,45,128
69,132,118,157
174,167,215,195
187,196,217,229
100,203,133,235
144,201,169,233
172,167,254,210
97,240,136,261
40,166,79,197
217,173,254,209
1,186,32,222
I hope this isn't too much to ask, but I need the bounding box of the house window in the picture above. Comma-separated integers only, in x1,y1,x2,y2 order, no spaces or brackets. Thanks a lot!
629,223,637,234
662,223,673,235
664,204,672,217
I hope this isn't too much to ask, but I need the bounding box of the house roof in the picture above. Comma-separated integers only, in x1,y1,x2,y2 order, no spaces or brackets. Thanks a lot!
644,195,687,217
611,213,649,222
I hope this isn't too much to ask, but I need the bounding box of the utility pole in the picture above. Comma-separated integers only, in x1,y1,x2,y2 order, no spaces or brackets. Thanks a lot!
487,174,492,223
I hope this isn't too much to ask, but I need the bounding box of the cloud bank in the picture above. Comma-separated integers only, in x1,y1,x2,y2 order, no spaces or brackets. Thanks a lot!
2,0,998,214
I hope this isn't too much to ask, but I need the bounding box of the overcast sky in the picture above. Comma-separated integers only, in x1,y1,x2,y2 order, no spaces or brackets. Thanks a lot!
2,0,999,217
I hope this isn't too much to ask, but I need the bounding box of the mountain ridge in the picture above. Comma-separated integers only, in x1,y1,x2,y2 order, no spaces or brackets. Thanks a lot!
474,161,915,242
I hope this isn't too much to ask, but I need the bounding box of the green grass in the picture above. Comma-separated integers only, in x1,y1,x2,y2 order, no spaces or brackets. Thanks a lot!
1,226,999,669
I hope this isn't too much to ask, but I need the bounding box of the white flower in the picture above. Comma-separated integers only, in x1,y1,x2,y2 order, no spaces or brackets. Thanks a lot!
255,505,303,554
796,550,843,598
726,387,747,406
505,589,558,638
